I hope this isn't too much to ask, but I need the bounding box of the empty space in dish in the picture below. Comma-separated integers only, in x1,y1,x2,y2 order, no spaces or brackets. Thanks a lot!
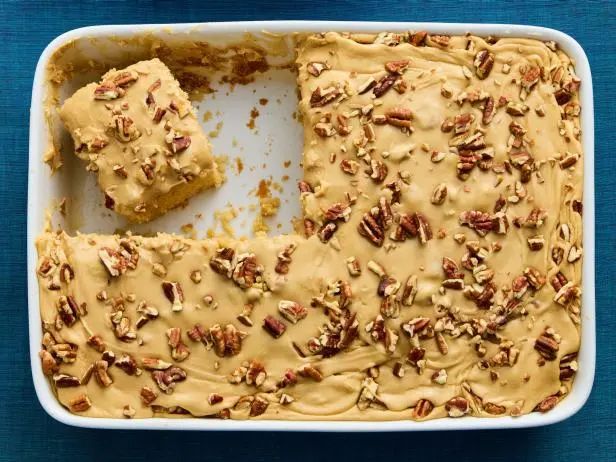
40,30,303,238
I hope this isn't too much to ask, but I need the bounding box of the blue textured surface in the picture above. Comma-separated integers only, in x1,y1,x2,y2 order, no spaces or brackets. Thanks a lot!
1,1,614,460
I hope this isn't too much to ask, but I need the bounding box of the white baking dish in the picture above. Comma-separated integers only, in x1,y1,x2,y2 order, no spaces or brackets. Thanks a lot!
27,21,595,431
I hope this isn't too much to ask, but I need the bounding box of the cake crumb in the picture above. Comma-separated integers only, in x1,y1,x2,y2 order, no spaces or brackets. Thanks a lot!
180,223,197,239
247,107,260,130
208,121,224,138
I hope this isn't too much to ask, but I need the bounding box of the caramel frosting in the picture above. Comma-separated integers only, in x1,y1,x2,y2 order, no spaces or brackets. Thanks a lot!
37,31,583,421
59,58,222,223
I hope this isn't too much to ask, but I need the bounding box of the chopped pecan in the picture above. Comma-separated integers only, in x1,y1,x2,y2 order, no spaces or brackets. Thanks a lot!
98,247,128,277
298,364,323,382
367,159,388,183
245,360,267,387
278,300,308,324
521,66,541,91
513,208,547,228
306,61,329,77
474,50,495,79
39,350,59,376
68,394,92,412
53,373,81,388
535,395,559,412
141,357,172,371
373,74,398,97
161,281,184,312
340,159,360,175
385,60,409,74
413,399,434,419
398,275,418,306
310,86,341,108
166,327,190,362
385,107,413,128
317,222,338,243
409,31,428,46
554,88,572,105
482,96,495,124
94,83,124,100
112,114,140,142
446,396,470,417
535,331,560,360
249,396,269,417
115,354,138,375
358,209,385,247
232,254,263,289
431,183,447,205
559,352,578,380
94,360,113,387
263,315,286,338
151,366,186,394
56,295,80,327
413,213,433,244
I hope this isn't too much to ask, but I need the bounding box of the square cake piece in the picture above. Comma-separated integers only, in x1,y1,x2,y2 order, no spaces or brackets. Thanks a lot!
60,58,222,223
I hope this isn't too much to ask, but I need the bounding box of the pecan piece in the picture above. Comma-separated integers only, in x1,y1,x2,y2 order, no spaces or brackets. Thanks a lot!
358,210,384,247
310,86,341,108
367,159,388,183
373,74,398,97
98,247,128,277
317,222,338,243
94,83,124,100
413,213,433,244
474,50,495,79
278,300,308,324
94,360,113,387
482,96,495,124
446,396,470,417
53,373,81,388
68,394,92,412
306,61,329,77
298,364,323,382
385,107,413,128
249,396,269,417
115,354,138,375
385,60,409,74
161,281,184,312
140,386,158,405
535,331,560,360
56,295,80,327
39,350,59,376
535,395,559,412
413,399,434,419
245,360,267,387
166,327,190,362
431,183,448,205
151,366,186,393
263,315,286,338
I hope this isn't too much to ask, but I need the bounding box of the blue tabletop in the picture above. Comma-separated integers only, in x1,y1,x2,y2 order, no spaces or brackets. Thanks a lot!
1,1,614,460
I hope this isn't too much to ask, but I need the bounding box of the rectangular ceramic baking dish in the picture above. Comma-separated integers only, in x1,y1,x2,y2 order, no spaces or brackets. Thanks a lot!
27,21,595,431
